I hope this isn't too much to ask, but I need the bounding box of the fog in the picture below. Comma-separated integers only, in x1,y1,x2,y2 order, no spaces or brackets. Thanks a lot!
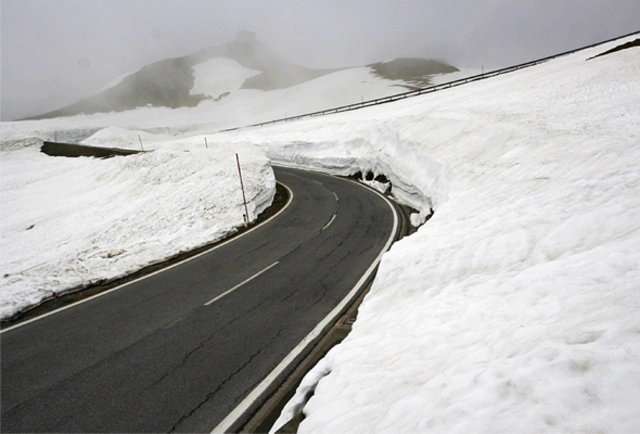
2,0,639,121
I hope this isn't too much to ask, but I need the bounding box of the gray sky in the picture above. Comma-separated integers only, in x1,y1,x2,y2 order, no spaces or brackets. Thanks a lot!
1,0,639,121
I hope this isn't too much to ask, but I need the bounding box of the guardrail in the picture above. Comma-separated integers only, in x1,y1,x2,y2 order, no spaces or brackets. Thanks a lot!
222,30,639,132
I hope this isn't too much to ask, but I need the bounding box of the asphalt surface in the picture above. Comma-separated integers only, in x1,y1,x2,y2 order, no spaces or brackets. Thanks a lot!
1,166,397,433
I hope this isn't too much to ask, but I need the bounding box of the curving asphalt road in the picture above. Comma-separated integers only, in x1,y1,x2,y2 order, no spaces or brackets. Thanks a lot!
1,166,398,433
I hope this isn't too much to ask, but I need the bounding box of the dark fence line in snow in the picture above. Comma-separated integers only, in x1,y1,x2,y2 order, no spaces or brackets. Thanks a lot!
221,30,640,132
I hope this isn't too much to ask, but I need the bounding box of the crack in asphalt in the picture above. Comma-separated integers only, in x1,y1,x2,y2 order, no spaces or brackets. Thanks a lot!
236,239,273,259
168,328,284,433
149,340,207,389
151,294,272,391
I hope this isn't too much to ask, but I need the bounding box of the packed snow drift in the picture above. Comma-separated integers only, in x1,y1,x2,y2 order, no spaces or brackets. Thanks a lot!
0,140,274,319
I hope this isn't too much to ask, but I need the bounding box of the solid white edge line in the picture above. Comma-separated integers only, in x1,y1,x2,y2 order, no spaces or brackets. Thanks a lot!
204,261,279,306
0,182,294,335
211,181,399,434
321,213,337,232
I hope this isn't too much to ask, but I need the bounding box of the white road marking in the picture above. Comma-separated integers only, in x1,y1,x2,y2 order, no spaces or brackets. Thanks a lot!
204,261,279,306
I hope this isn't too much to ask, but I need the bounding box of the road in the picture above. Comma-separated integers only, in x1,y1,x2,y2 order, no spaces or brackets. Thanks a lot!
1,167,398,433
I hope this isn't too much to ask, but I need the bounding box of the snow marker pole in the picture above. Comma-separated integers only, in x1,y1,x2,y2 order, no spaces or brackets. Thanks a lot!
138,135,144,151
236,153,249,227
205,137,208,149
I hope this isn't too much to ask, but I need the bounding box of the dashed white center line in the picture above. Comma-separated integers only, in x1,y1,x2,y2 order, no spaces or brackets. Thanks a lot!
204,261,279,306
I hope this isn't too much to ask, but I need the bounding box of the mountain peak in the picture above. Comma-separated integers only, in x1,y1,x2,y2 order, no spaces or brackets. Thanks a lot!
235,30,257,45
229,30,259,57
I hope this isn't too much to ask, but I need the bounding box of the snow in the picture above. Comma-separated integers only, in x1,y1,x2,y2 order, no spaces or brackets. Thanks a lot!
0,140,275,319
1,33,639,433
190,58,262,98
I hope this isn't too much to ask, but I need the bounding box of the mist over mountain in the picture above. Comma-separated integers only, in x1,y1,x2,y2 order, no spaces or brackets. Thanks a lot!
28,32,458,120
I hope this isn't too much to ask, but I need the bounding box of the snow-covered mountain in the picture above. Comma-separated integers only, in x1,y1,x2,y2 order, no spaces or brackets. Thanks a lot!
2,32,465,144
28,31,458,121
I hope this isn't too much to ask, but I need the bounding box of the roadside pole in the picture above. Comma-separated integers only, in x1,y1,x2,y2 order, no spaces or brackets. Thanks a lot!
236,153,250,226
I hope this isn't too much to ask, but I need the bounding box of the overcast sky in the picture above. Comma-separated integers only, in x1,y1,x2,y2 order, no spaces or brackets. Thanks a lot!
1,0,639,121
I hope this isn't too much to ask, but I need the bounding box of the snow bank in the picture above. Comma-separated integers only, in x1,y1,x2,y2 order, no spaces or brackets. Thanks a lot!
81,126,166,149
204,37,640,433
0,141,275,320
261,134,447,223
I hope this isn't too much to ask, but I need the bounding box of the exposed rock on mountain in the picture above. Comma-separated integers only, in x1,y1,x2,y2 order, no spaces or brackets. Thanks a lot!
370,58,459,89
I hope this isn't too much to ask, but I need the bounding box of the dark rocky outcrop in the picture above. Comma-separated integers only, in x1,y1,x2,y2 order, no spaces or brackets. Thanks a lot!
369,58,459,88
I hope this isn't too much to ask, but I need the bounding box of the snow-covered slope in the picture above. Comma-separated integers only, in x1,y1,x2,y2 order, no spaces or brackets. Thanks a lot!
24,31,459,125
0,140,274,319
198,36,639,433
